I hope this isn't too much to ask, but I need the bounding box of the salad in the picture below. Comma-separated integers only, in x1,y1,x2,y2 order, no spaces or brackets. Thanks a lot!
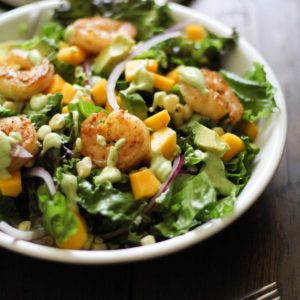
0,0,277,251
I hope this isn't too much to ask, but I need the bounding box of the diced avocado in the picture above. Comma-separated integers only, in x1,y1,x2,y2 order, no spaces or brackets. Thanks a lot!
120,92,148,120
193,123,228,156
92,35,134,77
203,152,235,196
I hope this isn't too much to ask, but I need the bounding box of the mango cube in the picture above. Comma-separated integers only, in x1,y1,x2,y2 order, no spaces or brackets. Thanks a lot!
151,127,177,159
221,133,245,162
45,74,65,94
0,170,22,197
185,24,207,41
57,46,86,65
129,169,161,200
152,73,175,92
144,110,170,132
125,59,158,82
61,82,77,105
92,79,107,107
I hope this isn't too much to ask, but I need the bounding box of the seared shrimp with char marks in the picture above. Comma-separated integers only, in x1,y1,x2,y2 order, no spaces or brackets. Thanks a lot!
0,116,39,171
0,49,54,101
69,16,137,54
180,69,244,124
81,110,151,172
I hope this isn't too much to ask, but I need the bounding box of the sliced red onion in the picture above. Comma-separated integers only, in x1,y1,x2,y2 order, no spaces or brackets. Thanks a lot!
25,167,56,196
144,155,185,215
83,60,92,86
0,221,46,241
166,19,194,33
107,31,182,110
10,144,33,159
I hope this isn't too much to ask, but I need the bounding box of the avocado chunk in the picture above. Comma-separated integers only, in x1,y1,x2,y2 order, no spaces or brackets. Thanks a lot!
92,35,134,77
203,152,235,196
119,92,148,120
193,123,228,156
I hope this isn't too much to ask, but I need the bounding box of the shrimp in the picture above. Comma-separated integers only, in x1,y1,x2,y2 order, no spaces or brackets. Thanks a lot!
70,16,137,54
81,110,151,172
0,49,54,101
180,69,244,124
0,116,39,171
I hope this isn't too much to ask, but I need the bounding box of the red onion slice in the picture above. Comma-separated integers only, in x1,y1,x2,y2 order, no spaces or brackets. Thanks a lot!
25,167,56,196
107,31,182,110
10,145,33,159
0,221,46,241
144,155,185,214
83,60,92,86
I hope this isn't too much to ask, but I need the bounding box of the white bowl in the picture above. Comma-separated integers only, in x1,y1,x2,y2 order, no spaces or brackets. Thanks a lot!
0,0,287,264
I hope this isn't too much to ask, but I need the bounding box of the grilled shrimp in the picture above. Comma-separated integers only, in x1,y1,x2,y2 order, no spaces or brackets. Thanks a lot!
180,69,244,124
81,110,151,172
0,49,54,101
69,16,137,54
0,116,39,171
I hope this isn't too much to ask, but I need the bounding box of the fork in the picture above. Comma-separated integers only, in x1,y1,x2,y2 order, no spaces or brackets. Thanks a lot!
237,282,280,300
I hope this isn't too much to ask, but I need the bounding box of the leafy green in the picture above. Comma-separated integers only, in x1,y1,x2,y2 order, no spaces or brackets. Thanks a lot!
78,180,143,222
22,93,62,128
39,22,65,43
119,92,148,120
220,63,277,122
68,99,107,124
139,31,237,71
74,66,88,86
197,191,236,222
37,185,77,244
54,0,174,41
225,137,260,193
155,172,217,238
0,105,17,118
184,144,206,167
0,195,19,222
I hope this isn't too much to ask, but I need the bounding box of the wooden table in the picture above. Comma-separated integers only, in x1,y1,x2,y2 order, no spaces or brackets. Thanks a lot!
0,0,298,299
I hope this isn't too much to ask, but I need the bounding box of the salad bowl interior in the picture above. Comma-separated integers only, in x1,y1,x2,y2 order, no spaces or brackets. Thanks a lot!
0,0,287,264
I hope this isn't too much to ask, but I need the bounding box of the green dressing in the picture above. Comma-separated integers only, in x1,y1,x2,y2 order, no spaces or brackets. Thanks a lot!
94,166,122,185
96,135,106,146
150,152,172,182
0,131,13,179
61,173,78,211
29,50,42,65
150,91,167,112
41,133,62,156
179,67,209,95
30,94,49,111
126,67,154,94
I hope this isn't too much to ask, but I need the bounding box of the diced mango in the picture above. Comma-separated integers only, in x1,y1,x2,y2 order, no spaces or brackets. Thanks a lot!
221,133,245,162
144,110,170,131
125,59,159,81
92,79,107,106
129,168,161,200
62,106,69,114
238,120,258,141
57,213,88,250
57,46,87,65
61,82,77,105
105,96,122,112
185,24,207,41
0,170,22,197
151,127,177,160
152,73,175,92
166,68,181,83
45,74,65,94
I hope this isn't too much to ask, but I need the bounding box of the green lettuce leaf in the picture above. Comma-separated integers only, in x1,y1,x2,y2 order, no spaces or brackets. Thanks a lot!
78,181,143,222
22,93,62,128
225,136,260,193
184,144,206,167
220,63,277,122
0,105,17,118
37,185,77,244
155,172,217,238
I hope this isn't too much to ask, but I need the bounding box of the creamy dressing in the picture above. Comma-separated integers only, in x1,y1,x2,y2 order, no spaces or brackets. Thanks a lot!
30,94,49,111
61,173,79,211
0,131,13,179
41,133,62,156
126,67,154,94
150,151,172,182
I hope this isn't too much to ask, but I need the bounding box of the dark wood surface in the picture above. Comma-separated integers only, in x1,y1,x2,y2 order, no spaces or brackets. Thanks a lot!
0,0,298,299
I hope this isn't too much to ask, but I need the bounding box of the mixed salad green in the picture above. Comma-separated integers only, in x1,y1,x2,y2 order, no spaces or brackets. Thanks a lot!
0,0,276,250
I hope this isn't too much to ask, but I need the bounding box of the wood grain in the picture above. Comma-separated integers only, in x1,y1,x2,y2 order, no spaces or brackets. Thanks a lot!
0,1,299,299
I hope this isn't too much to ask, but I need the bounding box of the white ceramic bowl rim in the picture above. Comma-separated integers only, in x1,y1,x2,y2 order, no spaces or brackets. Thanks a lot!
0,0,287,264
